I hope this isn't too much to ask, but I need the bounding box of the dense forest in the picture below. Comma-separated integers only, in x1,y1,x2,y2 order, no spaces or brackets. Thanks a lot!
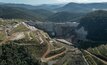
79,10,107,41
0,42,39,65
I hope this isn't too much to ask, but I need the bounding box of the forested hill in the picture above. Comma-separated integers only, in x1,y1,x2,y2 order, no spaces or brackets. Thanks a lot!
56,3,107,12
47,12,84,22
0,5,54,21
78,10,107,41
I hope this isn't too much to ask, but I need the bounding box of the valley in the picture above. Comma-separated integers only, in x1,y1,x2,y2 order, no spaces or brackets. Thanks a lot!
1,2,107,65
0,19,107,65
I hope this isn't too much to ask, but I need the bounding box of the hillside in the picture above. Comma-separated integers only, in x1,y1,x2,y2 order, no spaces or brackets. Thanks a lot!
47,12,84,22
1,2,107,65
0,5,54,21
56,3,107,12
1,19,107,65
0,20,67,64
78,10,107,41
0,5,84,22
79,41,107,65
0,19,88,65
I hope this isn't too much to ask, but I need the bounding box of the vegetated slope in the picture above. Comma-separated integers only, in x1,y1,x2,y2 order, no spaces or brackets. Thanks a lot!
0,43,39,65
82,49,107,65
0,5,54,21
88,44,107,60
76,10,107,65
78,10,107,41
81,43,107,65
47,12,84,22
0,31,6,42
56,3,107,12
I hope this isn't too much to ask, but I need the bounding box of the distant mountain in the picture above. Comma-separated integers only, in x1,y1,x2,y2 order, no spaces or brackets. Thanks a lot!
47,12,84,22
32,9,54,19
1,3,64,11
2,2,107,22
78,10,107,41
34,4,65,11
0,5,41,21
2,2,107,13
3,3,37,10
0,5,54,21
56,3,107,12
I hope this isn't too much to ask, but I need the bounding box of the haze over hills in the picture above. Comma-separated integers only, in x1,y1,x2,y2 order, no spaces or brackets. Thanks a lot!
2,2,107,12
0,2,65,11
1,2,107,22
56,2,107,12
0,5,54,21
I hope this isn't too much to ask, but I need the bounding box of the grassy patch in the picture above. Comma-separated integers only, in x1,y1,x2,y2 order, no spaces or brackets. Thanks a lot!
0,18,25,26
63,61,68,65
11,24,29,33
0,31,6,42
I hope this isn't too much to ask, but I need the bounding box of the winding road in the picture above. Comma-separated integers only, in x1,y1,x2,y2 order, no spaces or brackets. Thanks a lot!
41,38,67,62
